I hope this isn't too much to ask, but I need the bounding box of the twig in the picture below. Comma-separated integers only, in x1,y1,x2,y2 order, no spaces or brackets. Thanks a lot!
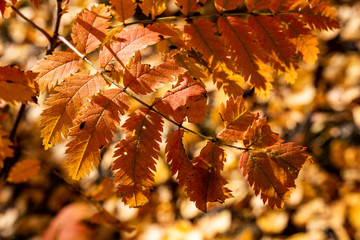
9,104,26,142
11,6,52,43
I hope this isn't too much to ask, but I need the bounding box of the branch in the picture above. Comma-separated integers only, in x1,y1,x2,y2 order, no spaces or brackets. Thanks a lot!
11,6,52,43
57,35,249,151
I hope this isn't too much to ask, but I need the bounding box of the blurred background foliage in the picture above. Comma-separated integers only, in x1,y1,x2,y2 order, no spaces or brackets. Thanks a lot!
1,0,360,239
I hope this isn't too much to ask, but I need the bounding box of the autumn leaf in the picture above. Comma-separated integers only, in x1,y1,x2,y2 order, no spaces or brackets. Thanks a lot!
165,129,193,186
89,177,114,201
173,51,206,79
154,75,209,123
7,159,41,183
240,143,311,208
184,18,230,69
100,25,167,71
139,0,167,18
176,0,207,15
186,141,232,212
0,0,5,16
0,129,13,168
0,66,37,103
218,96,259,142
123,51,186,95
298,0,339,31
215,0,242,12
32,52,83,93
217,16,274,95
65,89,130,180
72,4,111,54
243,118,281,149
40,71,107,149
244,0,269,11
112,108,163,207
110,0,136,23
213,64,244,98
248,15,298,81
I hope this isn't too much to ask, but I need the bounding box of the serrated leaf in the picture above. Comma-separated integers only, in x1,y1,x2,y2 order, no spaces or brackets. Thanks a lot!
123,51,186,95
173,51,206,79
139,0,167,18
40,71,107,149
176,0,207,15
7,159,41,183
0,66,37,103
110,0,136,22
244,0,269,11
243,118,281,149
32,52,83,93
0,129,13,168
65,89,130,180
213,64,244,98
298,0,339,31
112,108,163,207
72,4,111,54
100,25,167,71
185,18,229,69
186,141,232,212
165,129,192,186
154,75,209,123
218,96,259,142
240,143,311,208
217,17,274,95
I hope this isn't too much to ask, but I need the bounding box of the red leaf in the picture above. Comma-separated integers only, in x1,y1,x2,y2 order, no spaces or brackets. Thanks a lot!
217,96,259,142
186,141,232,212
72,4,111,54
100,25,167,71
154,75,209,123
243,118,281,149
240,143,311,208
165,129,193,186
65,89,130,180
112,108,163,207
123,51,186,95
215,0,242,12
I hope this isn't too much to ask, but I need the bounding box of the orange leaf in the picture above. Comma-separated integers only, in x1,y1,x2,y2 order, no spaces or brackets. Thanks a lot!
213,64,244,98
0,66,37,103
244,0,269,11
32,52,83,93
40,71,107,149
110,0,136,22
176,0,207,15
240,143,311,208
243,118,280,149
173,51,206,79
123,51,186,95
186,141,232,212
139,0,166,18
215,0,242,12
165,129,193,186
7,159,41,183
112,108,163,207
154,75,209,123
218,96,259,142
100,25,167,71
72,4,111,54
217,17,274,94
184,18,229,69
65,89,130,180
0,129,13,168
89,177,114,201
298,0,339,31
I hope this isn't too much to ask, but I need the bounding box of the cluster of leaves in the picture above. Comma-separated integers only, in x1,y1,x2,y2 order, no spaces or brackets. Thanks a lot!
0,0,339,212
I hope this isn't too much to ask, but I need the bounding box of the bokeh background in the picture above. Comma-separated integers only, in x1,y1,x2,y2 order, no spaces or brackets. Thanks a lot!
1,0,360,239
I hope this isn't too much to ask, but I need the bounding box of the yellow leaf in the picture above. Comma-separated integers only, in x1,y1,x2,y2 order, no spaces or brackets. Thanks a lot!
89,177,114,201
7,159,41,183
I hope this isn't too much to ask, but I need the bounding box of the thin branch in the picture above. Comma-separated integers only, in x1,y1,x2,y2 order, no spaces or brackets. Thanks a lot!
11,6,52,43
10,104,25,142
46,0,64,54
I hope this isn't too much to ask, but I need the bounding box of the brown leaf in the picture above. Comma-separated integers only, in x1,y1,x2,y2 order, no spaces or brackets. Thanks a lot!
7,159,41,183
